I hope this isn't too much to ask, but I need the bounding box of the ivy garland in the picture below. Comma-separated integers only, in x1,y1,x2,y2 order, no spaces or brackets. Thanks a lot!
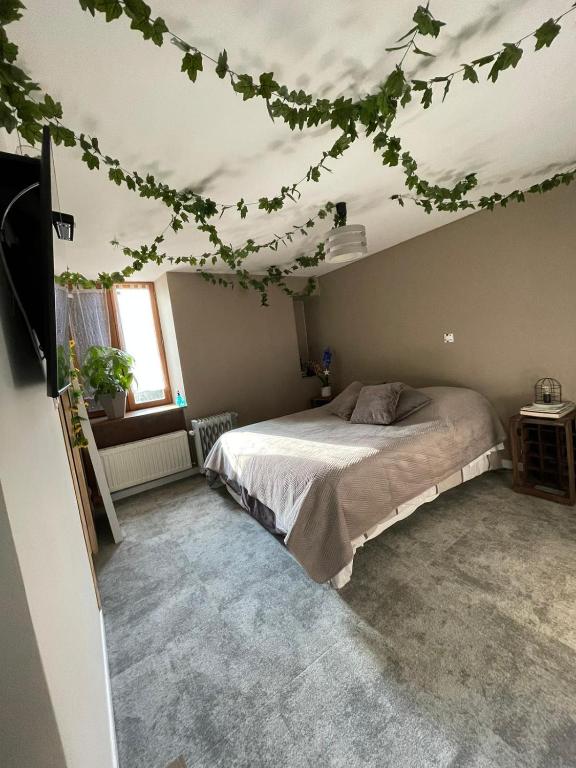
1,0,575,305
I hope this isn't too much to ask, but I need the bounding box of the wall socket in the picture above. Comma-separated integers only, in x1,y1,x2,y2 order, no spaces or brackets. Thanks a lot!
443,332,455,343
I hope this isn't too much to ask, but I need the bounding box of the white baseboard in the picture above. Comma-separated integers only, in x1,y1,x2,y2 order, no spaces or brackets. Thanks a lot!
99,612,119,768
111,467,201,501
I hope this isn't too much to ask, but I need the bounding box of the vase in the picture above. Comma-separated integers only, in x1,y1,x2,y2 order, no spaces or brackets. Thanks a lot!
99,391,127,419
321,386,332,398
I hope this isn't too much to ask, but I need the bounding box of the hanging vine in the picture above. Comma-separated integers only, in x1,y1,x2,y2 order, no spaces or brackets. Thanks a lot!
1,0,575,305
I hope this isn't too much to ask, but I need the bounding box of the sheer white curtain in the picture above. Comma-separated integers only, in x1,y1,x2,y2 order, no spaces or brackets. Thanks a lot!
68,288,111,366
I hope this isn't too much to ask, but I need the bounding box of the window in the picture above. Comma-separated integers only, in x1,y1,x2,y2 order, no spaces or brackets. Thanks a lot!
108,282,171,410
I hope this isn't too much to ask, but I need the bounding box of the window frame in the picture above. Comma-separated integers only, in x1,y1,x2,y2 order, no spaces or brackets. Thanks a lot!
107,281,172,411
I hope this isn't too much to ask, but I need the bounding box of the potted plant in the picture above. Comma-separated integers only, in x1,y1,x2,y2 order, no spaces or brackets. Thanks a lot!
81,345,135,419
313,347,333,397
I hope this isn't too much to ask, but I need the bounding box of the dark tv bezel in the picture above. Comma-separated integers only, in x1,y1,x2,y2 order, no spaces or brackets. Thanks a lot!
40,127,64,398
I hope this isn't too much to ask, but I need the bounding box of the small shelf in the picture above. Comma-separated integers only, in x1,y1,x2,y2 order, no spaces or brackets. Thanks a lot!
510,412,576,506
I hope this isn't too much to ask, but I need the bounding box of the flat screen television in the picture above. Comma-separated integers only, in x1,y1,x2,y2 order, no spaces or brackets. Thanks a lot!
0,127,71,397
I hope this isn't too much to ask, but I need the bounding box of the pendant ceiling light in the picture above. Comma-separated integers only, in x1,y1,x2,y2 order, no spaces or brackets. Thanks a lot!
325,201,367,264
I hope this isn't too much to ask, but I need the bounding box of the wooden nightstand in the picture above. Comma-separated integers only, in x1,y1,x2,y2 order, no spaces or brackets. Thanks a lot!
310,396,333,408
509,412,576,505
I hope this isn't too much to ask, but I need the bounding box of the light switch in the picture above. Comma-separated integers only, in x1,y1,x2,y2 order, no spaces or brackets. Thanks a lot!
443,332,455,343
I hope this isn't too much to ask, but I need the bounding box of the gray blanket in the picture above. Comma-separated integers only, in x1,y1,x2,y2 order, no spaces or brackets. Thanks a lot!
204,387,506,583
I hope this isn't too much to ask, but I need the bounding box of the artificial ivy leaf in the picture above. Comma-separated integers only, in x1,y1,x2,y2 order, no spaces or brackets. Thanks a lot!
215,49,228,78
108,167,124,185
400,84,412,107
462,64,478,83
181,50,203,82
94,0,123,22
0,28,18,62
381,136,401,166
384,66,406,98
385,43,411,52
412,5,445,38
236,199,248,218
49,124,76,146
0,101,17,132
488,43,522,82
150,17,168,46
78,0,97,16
411,79,428,91
421,86,433,109
82,150,100,170
123,0,151,25
534,18,561,50
233,73,256,100
472,54,495,67
412,45,434,57
442,78,451,101
39,93,63,119
258,72,278,99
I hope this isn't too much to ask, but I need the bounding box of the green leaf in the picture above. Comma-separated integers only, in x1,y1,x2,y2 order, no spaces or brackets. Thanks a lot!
462,64,478,83
421,86,433,109
0,101,17,132
384,66,405,98
233,73,256,100
78,0,97,16
385,43,411,52
258,71,278,99
534,18,561,50
108,167,124,185
181,50,203,82
94,0,122,22
150,17,168,46
236,198,248,218
412,5,445,38
215,49,228,78
472,54,495,67
411,79,428,91
412,45,434,57
488,43,523,83
49,124,76,147
82,150,100,170
0,0,26,24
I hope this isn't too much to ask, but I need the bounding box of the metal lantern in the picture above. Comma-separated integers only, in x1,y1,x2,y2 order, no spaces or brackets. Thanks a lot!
535,377,562,404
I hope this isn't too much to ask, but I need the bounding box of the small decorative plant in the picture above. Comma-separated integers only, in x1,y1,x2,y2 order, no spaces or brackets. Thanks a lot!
81,345,135,419
313,347,333,396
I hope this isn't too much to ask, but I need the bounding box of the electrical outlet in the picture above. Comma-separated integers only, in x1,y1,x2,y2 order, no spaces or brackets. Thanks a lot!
443,332,455,343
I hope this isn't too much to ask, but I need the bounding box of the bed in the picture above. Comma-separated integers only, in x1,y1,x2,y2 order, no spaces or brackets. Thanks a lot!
204,386,506,587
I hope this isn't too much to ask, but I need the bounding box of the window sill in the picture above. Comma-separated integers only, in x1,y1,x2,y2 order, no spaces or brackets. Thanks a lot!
89,403,179,424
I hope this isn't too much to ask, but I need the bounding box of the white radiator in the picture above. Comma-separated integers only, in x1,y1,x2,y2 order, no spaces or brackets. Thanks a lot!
99,430,192,492
190,411,238,471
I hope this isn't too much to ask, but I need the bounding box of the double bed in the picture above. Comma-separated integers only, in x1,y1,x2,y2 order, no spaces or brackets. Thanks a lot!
204,386,506,587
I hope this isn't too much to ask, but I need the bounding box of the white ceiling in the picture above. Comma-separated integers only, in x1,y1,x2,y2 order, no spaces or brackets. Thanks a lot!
2,1,575,280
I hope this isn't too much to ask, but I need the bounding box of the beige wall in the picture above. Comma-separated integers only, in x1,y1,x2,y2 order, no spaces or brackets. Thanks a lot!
306,184,576,425
163,273,317,427
0,269,117,767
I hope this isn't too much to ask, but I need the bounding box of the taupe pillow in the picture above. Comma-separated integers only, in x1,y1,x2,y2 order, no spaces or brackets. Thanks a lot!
393,386,432,423
326,381,364,420
350,382,406,425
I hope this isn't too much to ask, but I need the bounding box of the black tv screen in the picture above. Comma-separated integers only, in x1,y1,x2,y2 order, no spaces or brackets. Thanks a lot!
0,127,71,397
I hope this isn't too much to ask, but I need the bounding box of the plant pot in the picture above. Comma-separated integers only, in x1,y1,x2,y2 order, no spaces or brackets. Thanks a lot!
99,391,127,420
321,386,332,398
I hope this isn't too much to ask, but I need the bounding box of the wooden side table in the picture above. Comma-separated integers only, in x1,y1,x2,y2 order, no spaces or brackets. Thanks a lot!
509,412,576,505
310,395,333,408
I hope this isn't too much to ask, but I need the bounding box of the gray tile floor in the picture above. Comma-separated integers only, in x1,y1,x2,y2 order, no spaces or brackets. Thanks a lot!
96,471,576,768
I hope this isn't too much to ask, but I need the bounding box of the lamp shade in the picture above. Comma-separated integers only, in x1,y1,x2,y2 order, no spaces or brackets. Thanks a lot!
325,224,367,264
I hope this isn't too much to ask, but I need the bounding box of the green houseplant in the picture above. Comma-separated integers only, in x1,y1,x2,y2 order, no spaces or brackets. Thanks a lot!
81,345,135,420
